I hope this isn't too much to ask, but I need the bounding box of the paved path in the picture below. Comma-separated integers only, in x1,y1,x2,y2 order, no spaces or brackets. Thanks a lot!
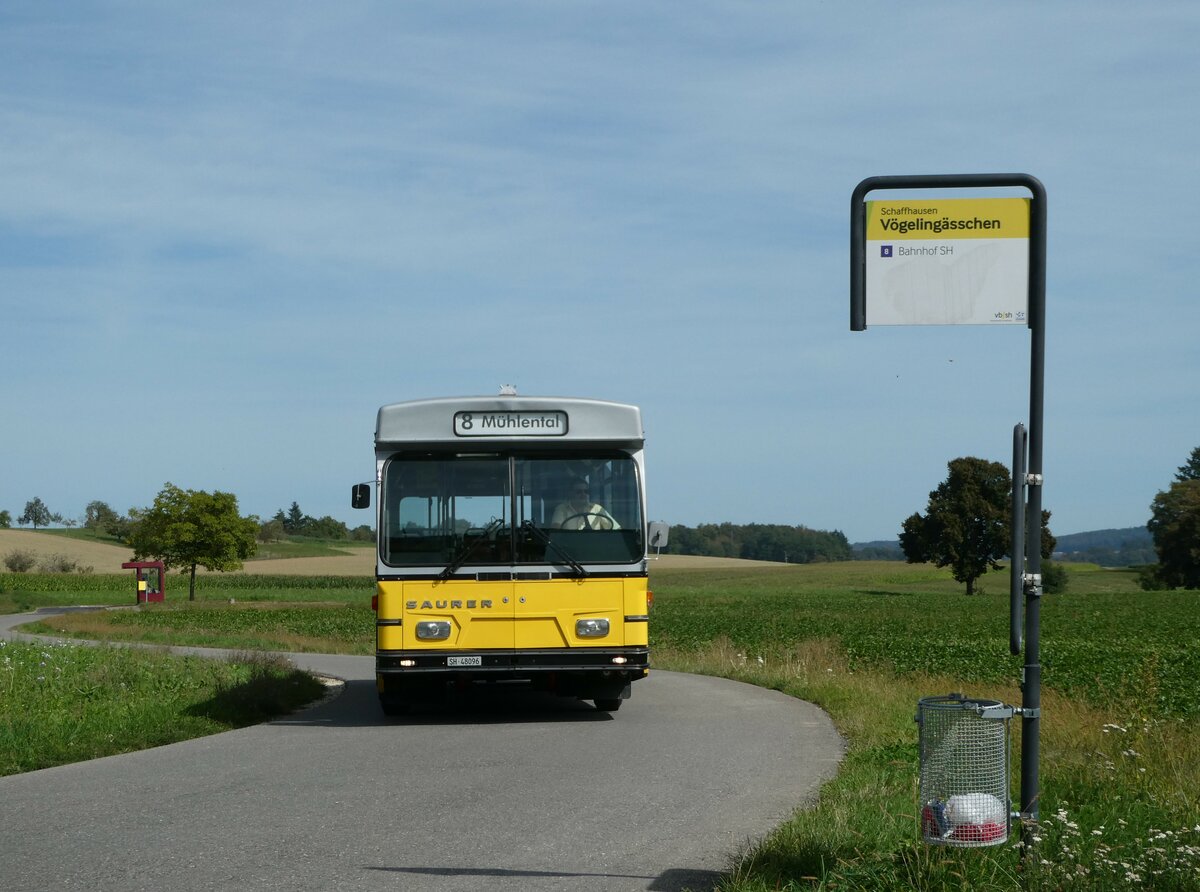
1,611,844,892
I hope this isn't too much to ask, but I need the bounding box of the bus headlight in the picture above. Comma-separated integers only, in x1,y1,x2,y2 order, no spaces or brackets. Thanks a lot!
416,621,451,640
576,618,610,638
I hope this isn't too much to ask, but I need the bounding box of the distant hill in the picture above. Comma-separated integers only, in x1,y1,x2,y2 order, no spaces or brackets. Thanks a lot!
851,540,904,560
1053,526,1154,567
852,526,1155,568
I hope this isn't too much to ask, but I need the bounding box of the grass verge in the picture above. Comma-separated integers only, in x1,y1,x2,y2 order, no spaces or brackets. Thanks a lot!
0,639,326,776
657,639,1200,890
23,601,375,655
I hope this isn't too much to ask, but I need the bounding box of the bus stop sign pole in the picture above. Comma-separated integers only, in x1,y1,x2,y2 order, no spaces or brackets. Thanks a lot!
850,173,1047,830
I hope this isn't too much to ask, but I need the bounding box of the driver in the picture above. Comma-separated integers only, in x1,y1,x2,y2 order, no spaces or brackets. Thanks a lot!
550,481,620,530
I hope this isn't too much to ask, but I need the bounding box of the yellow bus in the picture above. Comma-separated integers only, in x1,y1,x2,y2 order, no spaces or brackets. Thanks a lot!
351,394,665,715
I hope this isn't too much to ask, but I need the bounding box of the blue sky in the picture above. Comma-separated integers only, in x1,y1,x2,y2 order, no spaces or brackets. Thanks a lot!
2,2,1198,543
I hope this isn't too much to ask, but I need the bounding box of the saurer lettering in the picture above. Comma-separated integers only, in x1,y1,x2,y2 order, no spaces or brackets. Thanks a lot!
407,600,494,610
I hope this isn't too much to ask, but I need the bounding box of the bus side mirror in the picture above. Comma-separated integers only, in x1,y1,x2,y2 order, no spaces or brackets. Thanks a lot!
351,484,371,509
648,521,670,549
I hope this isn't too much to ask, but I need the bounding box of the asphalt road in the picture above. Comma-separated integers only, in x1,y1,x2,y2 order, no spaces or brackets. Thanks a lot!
1,612,844,892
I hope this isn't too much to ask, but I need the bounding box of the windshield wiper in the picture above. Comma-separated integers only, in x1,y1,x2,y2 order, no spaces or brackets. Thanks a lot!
521,521,588,578
440,518,504,580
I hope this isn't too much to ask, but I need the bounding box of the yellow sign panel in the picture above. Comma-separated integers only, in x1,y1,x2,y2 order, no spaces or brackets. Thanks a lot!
866,198,1030,240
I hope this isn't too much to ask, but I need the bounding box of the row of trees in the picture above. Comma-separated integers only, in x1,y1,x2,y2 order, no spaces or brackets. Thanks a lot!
262,502,372,542
666,523,852,564
1,498,69,530
1,497,370,545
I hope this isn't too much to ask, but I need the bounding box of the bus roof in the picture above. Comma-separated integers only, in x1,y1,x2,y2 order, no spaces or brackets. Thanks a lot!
375,396,644,450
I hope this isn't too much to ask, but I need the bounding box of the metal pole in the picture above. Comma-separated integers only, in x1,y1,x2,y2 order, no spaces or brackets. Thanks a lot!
1021,177,1048,826
1011,423,1027,656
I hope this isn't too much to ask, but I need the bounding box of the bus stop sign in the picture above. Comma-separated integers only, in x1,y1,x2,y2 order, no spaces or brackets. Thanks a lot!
862,197,1030,326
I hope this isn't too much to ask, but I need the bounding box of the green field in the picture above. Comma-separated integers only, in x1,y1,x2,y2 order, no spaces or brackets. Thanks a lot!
5,560,1200,890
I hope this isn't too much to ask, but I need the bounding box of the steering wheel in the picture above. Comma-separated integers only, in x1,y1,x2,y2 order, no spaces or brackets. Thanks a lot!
558,511,613,530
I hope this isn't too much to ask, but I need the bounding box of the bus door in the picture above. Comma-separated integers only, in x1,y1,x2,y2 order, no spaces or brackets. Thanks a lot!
382,454,517,652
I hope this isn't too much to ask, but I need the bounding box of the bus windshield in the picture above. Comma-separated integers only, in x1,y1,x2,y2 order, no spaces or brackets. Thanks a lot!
381,451,644,568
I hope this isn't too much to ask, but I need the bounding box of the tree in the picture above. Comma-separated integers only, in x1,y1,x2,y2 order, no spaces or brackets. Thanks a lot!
285,502,308,534
900,457,1054,595
1175,447,1200,483
18,498,53,530
0,509,10,529
305,515,350,540
258,518,286,542
128,483,259,601
84,501,121,533
1147,478,1200,590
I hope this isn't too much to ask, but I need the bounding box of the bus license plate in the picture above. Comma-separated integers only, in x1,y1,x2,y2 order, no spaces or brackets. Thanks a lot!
447,656,482,667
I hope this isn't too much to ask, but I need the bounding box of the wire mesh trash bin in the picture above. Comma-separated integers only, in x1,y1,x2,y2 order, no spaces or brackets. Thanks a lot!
917,694,1014,847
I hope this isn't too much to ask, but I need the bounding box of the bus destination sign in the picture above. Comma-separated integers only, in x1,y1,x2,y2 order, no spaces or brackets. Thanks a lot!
453,410,569,437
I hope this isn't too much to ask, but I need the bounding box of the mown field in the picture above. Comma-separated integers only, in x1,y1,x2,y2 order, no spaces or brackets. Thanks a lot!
4,558,1199,890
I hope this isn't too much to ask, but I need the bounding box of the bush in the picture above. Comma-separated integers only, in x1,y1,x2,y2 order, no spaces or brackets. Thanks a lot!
1137,563,1170,591
257,519,286,543
1041,559,1068,594
3,549,37,573
36,553,90,574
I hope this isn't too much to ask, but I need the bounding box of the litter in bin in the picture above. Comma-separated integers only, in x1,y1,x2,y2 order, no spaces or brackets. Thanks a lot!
923,793,1006,842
